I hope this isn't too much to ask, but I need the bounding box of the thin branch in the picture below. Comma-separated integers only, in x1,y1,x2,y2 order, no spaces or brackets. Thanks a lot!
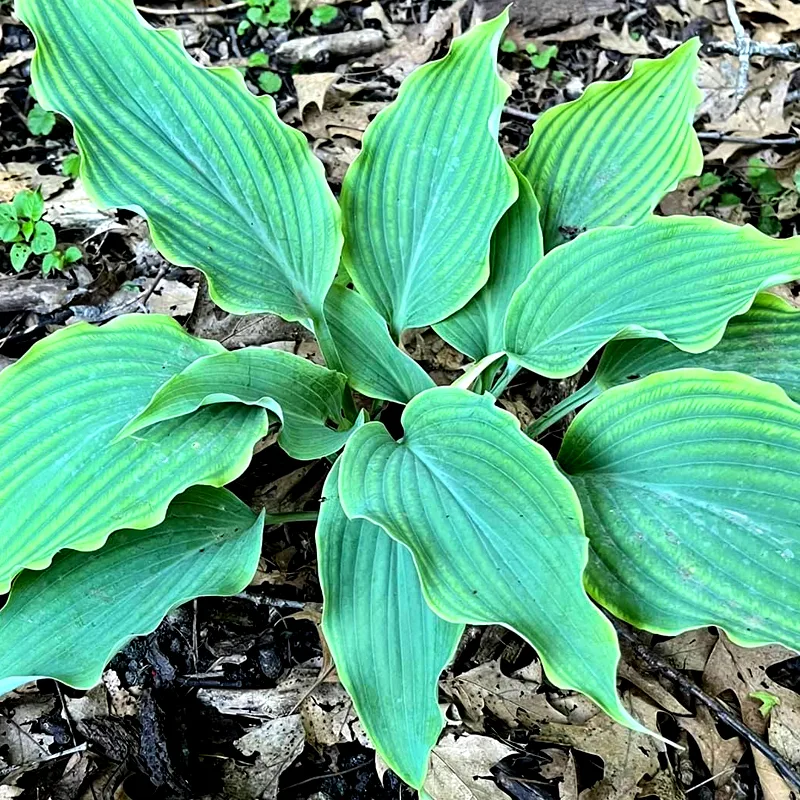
503,106,539,123
709,39,800,60
136,1,245,16
724,0,751,102
614,623,800,794
697,131,800,146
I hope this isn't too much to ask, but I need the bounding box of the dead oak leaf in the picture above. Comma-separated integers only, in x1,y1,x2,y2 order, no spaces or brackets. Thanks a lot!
535,693,676,800
292,72,341,117
424,733,515,800
737,0,800,31
441,659,567,731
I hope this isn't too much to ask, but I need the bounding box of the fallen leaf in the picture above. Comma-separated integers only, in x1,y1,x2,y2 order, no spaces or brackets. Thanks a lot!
702,634,797,800
597,20,652,55
293,72,341,117
213,715,305,800
425,733,515,800
442,659,566,731
738,0,800,31
535,693,675,800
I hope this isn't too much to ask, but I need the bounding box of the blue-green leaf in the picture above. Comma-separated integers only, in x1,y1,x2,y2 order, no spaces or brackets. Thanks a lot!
435,165,542,361
119,347,362,460
324,285,435,404
515,40,702,251
340,12,518,337
338,387,646,733
505,216,800,378
18,0,342,320
0,486,264,697
559,369,800,651
318,462,463,790
0,314,268,595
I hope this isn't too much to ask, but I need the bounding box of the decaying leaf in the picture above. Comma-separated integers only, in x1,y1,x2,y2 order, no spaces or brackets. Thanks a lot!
424,733,515,800
293,72,341,117
211,715,305,800
442,659,567,731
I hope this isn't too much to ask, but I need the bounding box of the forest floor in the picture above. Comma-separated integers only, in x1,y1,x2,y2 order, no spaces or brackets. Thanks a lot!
1,0,800,798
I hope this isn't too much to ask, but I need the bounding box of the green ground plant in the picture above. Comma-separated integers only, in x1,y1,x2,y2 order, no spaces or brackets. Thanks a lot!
2,0,800,795
0,188,81,274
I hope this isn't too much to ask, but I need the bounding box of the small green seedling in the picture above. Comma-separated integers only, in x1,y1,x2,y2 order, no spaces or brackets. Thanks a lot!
525,42,558,69
27,100,55,135
237,0,290,33
310,3,338,26
1,189,81,274
62,152,81,178
5,2,800,796
257,70,282,93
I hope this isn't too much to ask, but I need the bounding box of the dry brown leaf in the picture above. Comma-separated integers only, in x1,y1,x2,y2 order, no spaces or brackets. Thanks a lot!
424,733,515,800
737,0,800,31
654,629,718,672
212,715,305,800
297,100,386,142
292,72,340,117
678,705,745,787
367,0,468,81
0,162,69,203
536,693,674,800
698,56,797,160
702,634,797,800
655,4,686,23
597,20,652,55
0,50,33,77
484,0,621,31
441,659,567,731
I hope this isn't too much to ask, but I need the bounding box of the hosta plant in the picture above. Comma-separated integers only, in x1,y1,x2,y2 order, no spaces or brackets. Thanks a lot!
3,0,800,794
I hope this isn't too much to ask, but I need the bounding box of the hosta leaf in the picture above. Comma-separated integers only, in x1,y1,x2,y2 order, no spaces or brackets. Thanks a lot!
340,12,518,337
318,462,463,790
505,216,800,378
529,292,800,437
0,485,263,697
324,285,435,404
18,0,341,320
120,347,360,461
338,387,645,731
0,314,268,595
558,369,800,651
435,166,542,361
515,40,702,251
592,293,800,401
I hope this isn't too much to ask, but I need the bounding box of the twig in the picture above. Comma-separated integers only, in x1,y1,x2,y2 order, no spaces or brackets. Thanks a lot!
724,0,752,103
137,264,169,309
234,592,306,611
614,623,800,794
697,131,800,146
136,1,245,15
503,106,539,123
709,39,800,60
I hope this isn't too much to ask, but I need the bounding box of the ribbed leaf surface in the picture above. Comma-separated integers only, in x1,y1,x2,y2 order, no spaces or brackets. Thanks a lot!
338,388,645,731
593,293,800,400
559,369,800,650
435,166,542,361
340,13,518,336
18,0,341,320
505,216,800,378
515,40,702,251
0,315,268,594
120,347,359,460
529,293,800,437
318,462,463,790
0,486,263,697
324,286,435,404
